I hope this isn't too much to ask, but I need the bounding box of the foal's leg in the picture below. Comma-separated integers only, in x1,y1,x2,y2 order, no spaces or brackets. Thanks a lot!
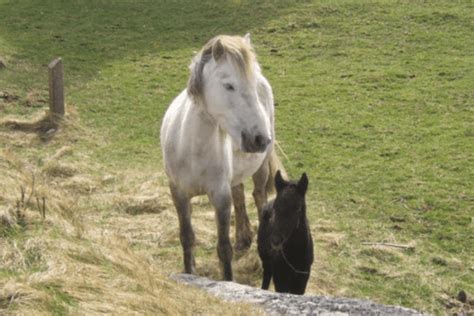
261,261,273,290
232,183,253,252
252,157,270,220
169,183,196,274
290,273,310,295
208,188,233,281
273,268,291,293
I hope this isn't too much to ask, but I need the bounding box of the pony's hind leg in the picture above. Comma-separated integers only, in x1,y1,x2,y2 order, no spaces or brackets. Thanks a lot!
254,148,287,220
208,188,233,281
232,183,253,253
169,183,196,274
252,157,270,220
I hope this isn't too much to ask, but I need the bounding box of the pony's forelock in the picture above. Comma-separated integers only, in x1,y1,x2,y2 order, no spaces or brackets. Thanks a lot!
187,35,257,98
214,35,256,80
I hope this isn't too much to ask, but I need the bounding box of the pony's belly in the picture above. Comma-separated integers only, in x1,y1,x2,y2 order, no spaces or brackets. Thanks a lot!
231,150,266,186
164,151,232,197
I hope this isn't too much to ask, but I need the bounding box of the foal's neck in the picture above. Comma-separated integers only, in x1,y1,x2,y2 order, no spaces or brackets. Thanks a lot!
295,202,308,231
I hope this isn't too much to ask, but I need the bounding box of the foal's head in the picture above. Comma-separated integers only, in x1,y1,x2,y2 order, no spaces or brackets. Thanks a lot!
271,170,308,248
187,34,272,153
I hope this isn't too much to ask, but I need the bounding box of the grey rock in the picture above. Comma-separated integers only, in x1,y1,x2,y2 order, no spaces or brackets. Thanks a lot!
171,273,427,315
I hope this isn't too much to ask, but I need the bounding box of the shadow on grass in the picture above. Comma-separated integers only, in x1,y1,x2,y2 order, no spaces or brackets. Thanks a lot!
0,0,296,85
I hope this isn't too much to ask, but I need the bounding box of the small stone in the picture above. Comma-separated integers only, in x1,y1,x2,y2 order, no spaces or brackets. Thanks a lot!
101,175,115,185
457,290,467,303
432,256,448,266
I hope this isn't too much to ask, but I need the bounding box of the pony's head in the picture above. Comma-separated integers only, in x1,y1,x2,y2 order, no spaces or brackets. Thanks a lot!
270,171,308,249
187,34,272,153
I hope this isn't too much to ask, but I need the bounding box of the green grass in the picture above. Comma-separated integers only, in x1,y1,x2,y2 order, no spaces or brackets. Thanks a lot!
1,0,473,314
35,282,78,316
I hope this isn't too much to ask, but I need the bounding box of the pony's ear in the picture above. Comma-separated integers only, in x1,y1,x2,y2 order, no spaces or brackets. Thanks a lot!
212,38,225,61
297,173,308,195
243,33,251,45
275,170,286,192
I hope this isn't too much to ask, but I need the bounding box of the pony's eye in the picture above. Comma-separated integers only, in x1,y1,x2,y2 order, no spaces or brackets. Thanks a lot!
224,83,235,91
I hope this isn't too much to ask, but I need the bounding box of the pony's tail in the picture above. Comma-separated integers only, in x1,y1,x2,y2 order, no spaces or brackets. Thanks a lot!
266,143,288,195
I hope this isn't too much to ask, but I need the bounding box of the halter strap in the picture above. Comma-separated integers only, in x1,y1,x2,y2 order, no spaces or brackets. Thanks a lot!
279,248,310,275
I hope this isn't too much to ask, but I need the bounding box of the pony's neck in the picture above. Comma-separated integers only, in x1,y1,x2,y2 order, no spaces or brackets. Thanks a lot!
194,98,216,125
193,97,231,145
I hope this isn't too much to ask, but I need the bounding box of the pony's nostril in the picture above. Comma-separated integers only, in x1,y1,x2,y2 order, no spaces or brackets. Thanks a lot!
255,134,271,151
241,132,270,153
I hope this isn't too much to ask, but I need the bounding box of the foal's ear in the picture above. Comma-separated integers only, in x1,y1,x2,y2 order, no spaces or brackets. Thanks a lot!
243,33,251,45
212,38,225,61
297,173,308,195
275,170,286,192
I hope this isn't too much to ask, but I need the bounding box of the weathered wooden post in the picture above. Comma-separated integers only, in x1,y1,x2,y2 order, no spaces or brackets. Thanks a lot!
48,58,65,116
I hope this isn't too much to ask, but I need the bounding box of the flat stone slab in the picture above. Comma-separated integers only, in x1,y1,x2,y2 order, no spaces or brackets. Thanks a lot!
171,273,426,315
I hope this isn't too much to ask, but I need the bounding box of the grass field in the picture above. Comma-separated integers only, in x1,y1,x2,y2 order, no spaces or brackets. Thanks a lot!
1,0,473,314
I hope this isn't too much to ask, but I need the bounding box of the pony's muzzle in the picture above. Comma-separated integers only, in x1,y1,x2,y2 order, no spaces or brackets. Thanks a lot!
241,131,271,153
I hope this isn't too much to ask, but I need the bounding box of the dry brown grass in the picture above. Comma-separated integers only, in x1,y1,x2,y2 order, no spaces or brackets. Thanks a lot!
0,111,261,315
4,108,468,315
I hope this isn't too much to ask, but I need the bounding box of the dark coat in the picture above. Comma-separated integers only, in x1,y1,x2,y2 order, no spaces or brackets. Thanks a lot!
257,197,314,295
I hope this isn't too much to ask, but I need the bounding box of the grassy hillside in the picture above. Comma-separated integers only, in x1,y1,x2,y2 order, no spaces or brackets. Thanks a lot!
1,0,473,314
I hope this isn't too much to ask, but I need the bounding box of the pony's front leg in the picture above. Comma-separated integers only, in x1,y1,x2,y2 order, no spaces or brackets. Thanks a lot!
232,183,253,253
169,183,196,274
208,189,233,281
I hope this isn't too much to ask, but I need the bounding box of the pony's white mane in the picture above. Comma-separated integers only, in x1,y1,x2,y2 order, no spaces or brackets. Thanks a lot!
211,35,256,79
187,35,257,98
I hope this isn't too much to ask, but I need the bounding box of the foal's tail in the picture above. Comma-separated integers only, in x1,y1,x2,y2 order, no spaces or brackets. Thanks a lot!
266,142,288,195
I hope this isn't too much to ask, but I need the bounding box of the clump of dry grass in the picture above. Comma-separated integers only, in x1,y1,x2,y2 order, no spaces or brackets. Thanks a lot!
0,107,89,148
0,112,260,315
24,90,48,108
1,111,61,142
234,244,263,287
42,162,77,178
115,194,167,215
109,171,172,214
0,206,17,233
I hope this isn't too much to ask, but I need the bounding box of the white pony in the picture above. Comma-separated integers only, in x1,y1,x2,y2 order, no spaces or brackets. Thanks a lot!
160,34,282,280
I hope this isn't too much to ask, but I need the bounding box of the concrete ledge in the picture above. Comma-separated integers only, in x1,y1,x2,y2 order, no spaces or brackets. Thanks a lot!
171,273,426,315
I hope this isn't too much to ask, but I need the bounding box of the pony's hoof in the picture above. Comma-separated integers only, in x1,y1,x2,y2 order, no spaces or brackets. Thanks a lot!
184,262,197,275
184,267,197,275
